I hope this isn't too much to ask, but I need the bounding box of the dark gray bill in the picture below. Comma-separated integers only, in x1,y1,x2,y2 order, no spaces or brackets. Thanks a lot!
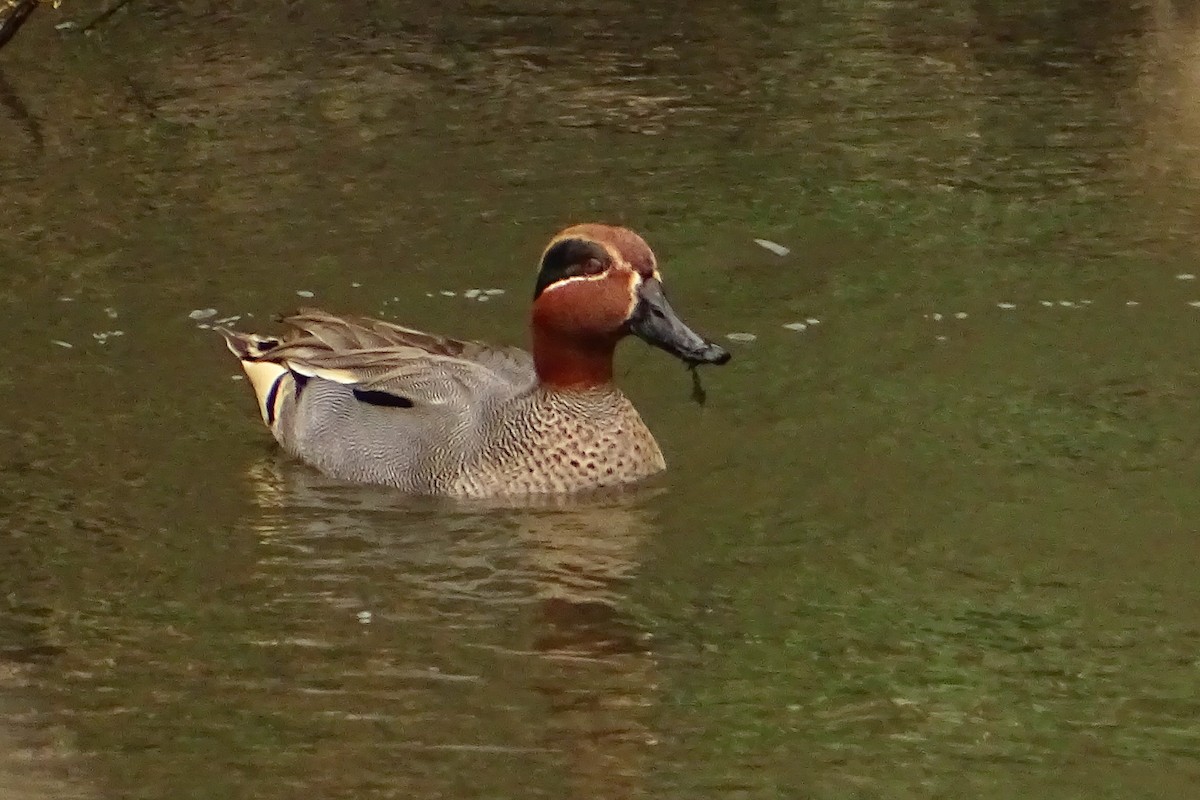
627,278,731,366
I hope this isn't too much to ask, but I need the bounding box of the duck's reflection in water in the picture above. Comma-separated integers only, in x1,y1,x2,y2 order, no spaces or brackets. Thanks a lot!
245,458,661,798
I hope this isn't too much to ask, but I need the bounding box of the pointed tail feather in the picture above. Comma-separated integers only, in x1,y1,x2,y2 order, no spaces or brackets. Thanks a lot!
216,327,279,360
216,327,289,425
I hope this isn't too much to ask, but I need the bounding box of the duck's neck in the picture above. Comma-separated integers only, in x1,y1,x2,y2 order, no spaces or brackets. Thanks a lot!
531,321,617,390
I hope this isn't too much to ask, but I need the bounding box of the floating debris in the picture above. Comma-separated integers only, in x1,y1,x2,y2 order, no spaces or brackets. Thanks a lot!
1126,301,1140,306
1040,301,1054,307
51,340,73,348
1177,273,1196,281
485,288,506,296
464,289,481,299
1058,300,1075,308
477,295,490,302
931,313,943,321
356,611,373,624
351,282,362,288
805,317,820,325
439,291,457,297
1188,301,1200,309
104,307,119,319
782,322,808,332
425,292,434,298
92,330,125,345
954,311,968,319
189,308,218,321
997,302,1017,309
214,315,241,325
726,332,758,343
58,296,74,302
231,375,244,381
296,290,315,298
753,238,790,257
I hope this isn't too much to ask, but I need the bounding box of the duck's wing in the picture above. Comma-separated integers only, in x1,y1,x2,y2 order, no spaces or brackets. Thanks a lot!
219,308,535,417
275,307,535,385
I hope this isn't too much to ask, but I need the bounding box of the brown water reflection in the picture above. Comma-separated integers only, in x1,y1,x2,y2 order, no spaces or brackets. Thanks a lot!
233,460,662,799
3,0,1200,798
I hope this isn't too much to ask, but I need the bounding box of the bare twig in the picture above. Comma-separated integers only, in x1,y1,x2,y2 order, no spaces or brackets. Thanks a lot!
0,0,40,52
79,0,135,34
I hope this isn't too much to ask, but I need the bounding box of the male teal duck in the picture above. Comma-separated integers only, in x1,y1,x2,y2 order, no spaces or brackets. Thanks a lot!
218,224,730,497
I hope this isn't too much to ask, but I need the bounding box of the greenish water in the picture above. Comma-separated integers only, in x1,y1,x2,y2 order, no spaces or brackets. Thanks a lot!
2,1,1200,797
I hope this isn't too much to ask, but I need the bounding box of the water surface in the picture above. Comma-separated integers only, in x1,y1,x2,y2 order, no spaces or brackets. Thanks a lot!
2,1,1200,797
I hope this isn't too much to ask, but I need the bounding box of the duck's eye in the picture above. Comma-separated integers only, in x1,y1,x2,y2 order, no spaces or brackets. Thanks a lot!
581,257,606,275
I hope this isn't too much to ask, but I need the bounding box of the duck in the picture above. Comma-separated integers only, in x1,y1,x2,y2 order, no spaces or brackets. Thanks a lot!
218,223,730,498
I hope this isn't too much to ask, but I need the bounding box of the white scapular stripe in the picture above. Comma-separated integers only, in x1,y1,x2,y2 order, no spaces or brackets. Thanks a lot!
286,362,361,384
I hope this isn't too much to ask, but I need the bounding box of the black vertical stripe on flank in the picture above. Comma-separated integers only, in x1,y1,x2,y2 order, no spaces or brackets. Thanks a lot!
264,372,289,425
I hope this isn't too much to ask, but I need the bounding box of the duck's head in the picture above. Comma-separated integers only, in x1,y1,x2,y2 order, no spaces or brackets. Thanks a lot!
530,223,730,389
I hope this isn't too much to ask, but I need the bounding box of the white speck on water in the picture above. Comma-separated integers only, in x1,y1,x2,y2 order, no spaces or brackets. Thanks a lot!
806,318,820,325
51,340,73,348
58,296,74,302
215,316,241,325
936,335,947,341
196,323,211,330
954,311,968,319
485,288,506,296
231,375,244,381
782,322,808,331
351,282,362,288
931,313,943,321
477,295,490,302
1126,300,1140,306
464,289,481,299
1040,300,1054,307
1177,273,1196,281
726,332,757,343
104,307,119,319
189,308,218,320
997,302,1017,309
1058,300,1075,308
753,238,790,257
296,290,315,298
1188,301,1200,308
425,292,433,297
1080,299,1093,305
440,291,457,297
356,611,373,624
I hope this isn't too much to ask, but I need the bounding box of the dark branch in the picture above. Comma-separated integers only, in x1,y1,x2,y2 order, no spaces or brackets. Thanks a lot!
0,0,39,52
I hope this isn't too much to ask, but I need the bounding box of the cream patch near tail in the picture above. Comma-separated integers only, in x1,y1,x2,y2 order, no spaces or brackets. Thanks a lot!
238,359,289,425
